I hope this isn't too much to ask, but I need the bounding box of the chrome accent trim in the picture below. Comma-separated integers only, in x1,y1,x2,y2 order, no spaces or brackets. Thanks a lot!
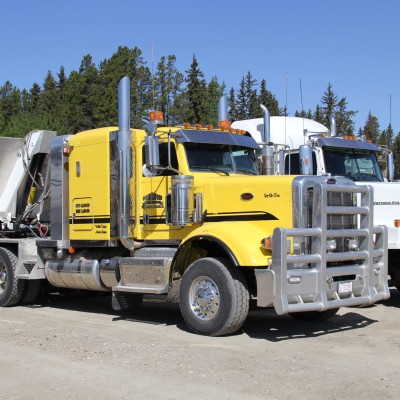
114,256,172,294
45,258,108,291
171,175,194,226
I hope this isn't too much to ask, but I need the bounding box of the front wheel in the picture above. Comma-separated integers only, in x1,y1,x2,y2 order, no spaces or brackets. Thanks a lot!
0,248,25,307
179,257,249,336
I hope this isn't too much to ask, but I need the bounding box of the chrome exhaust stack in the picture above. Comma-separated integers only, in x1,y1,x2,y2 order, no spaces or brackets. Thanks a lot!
329,115,337,137
217,96,228,124
118,76,141,251
260,104,274,175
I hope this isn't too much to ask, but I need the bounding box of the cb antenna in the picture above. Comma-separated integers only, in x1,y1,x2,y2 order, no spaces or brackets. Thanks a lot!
299,77,304,113
300,77,305,143
152,44,155,111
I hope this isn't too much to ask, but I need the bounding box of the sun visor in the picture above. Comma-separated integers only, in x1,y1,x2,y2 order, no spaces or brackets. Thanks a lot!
175,129,259,149
317,137,381,151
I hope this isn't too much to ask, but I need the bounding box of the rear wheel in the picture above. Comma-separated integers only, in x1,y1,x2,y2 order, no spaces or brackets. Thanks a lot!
290,308,339,321
180,257,249,336
0,248,25,307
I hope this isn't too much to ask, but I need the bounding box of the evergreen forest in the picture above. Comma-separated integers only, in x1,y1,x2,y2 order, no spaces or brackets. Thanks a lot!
1,46,400,177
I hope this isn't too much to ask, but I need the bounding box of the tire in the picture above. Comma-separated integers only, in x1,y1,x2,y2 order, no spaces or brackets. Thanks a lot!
290,308,339,322
179,257,249,336
0,248,25,307
19,280,42,305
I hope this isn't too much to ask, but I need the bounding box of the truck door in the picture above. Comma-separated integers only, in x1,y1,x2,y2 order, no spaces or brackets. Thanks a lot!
138,142,181,241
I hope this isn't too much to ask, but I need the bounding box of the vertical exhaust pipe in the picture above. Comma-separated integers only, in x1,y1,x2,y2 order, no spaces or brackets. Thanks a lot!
329,115,337,137
218,96,228,124
118,77,141,251
260,104,274,175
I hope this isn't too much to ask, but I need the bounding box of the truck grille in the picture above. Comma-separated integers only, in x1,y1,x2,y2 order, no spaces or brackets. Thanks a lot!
306,189,355,256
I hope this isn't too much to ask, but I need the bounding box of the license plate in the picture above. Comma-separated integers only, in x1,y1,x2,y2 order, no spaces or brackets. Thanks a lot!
338,281,353,294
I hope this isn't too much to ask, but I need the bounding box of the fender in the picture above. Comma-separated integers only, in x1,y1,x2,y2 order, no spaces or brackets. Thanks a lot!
176,221,271,267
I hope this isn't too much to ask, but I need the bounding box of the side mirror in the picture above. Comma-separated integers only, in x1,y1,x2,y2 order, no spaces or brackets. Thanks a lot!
278,149,285,175
299,145,313,175
145,135,160,168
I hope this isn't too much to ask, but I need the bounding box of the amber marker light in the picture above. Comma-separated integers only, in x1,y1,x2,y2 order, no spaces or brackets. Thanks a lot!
219,120,231,131
207,125,213,130
184,123,190,129
69,246,75,254
149,111,164,122
261,236,272,250
395,220,400,228
196,123,202,129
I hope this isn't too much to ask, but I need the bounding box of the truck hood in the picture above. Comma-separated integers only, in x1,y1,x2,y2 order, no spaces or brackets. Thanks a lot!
199,174,294,228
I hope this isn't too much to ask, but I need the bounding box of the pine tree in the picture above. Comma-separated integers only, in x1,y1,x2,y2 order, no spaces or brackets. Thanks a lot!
58,66,67,90
379,123,393,148
321,83,338,127
154,55,184,125
97,46,152,128
228,87,237,121
258,79,281,116
362,111,380,142
392,132,400,179
38,71,58,115
185,54,206,124
236,76,247,120
0,81,21,126
313,104,324,124
28,83,41,112
245,71,258,118
335,97,356,135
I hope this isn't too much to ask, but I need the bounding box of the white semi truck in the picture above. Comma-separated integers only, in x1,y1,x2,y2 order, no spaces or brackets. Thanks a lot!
232,110,400,290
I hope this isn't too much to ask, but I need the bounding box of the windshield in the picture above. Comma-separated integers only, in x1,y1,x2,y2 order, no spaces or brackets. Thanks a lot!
184,143,258,175
323,146,384,182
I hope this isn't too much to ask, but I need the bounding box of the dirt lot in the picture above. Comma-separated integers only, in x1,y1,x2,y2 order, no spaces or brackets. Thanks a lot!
1,288,399,400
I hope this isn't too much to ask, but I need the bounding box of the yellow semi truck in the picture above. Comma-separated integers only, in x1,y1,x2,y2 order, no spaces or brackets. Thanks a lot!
0,77,389,336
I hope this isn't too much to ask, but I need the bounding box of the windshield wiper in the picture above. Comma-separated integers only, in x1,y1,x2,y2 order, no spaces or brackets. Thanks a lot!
191,166,230,176
235,168,257,175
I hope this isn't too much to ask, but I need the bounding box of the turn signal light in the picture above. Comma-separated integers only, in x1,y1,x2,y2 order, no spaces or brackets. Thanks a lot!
261,236,272,250
395,220,400,228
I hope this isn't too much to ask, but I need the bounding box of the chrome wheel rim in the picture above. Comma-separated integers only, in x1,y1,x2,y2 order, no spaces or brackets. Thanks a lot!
189,275,220,320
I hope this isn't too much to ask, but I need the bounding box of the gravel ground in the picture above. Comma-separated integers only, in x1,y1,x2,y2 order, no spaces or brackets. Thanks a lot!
0,288,399,400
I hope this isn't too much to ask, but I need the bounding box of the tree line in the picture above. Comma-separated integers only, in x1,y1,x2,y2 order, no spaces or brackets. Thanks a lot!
1,45,399,176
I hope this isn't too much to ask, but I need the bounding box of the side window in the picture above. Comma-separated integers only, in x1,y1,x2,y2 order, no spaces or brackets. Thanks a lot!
142,142,179,176
285,153,300,174
284,152,317,175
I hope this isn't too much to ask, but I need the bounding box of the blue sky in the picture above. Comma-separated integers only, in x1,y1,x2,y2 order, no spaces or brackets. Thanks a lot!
1,0,399,133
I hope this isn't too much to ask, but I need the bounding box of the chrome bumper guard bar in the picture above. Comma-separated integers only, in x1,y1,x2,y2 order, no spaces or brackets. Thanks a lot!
256,183,390,314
